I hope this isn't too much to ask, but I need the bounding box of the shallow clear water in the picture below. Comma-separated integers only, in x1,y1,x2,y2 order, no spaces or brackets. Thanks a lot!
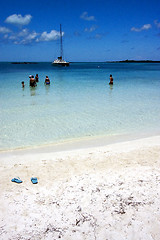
0,62,160,150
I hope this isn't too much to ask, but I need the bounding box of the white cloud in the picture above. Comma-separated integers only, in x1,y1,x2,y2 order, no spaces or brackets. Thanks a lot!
0,26,11,33
26,31,38,40
131,24,152,32
141,24,151,30
84,25,97,32
4,34,9,39
3,28,38,45
80,12,95,21
8,35,17,40
20,31,38,44
37,30,63,42
5,14,32,26
154,20,160,28
18,28,29,37
131,27,140,32
1,25,64,45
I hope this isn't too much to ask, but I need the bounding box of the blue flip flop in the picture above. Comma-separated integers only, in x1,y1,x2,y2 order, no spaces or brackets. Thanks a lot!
11,177,23,183
31,177,38,184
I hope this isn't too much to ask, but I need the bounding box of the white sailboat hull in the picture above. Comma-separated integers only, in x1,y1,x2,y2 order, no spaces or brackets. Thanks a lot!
52,58,69,66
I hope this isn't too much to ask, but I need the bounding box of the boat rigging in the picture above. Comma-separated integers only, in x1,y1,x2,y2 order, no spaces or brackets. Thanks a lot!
52,24,69,66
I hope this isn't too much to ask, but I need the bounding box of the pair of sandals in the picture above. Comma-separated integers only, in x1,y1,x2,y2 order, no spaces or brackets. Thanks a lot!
11,177,38,184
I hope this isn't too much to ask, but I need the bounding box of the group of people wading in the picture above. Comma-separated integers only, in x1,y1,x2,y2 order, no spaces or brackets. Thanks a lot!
29,74,50,87
21,74,113,88
21,74,50,88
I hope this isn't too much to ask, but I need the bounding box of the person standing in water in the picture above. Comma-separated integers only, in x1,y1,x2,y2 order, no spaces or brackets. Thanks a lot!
35,74,39,82
45,76,50,85
21,81,25,88
30,75,36,87
109,74,113,85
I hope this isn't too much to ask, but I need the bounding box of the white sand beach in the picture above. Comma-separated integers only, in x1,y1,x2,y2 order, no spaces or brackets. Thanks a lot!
0,136,160,240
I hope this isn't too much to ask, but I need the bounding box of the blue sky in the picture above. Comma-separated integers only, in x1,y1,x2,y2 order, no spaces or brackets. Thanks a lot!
0,0,160,61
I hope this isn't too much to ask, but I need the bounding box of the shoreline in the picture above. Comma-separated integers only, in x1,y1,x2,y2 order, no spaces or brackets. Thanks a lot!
0,135,160,239
1,129,160,155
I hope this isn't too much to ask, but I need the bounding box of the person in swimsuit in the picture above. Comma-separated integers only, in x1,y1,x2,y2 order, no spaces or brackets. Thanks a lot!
35,74,39,82
109,74,113,85
45,76,50,85
30,75,36,87
21,81,25,88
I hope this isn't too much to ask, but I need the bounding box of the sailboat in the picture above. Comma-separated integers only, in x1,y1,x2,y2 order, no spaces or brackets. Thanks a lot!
52,24,69,66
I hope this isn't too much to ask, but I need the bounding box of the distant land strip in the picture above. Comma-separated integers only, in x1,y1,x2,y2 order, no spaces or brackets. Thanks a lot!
11,62,38,64
106,60,160,63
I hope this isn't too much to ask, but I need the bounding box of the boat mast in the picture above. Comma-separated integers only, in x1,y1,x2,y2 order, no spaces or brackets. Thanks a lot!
60,24,63,58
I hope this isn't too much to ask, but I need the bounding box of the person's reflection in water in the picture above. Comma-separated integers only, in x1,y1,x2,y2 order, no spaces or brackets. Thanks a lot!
45,84,50,95
21,82,25,97
30,86,36,96
109,84,113,90
108,82,113,99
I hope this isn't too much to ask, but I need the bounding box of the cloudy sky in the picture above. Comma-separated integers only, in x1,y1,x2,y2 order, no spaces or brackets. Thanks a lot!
0,0,160,61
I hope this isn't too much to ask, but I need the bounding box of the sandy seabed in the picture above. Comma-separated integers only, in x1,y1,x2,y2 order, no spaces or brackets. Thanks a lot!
0,136,160,240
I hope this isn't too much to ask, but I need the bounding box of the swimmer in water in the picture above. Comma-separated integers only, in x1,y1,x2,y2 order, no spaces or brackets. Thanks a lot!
21,81,25,88
109,74,113,85
45,76,50,85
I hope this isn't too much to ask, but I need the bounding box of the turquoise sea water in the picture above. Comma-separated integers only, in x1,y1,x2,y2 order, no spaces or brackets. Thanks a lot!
0,62,160,151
